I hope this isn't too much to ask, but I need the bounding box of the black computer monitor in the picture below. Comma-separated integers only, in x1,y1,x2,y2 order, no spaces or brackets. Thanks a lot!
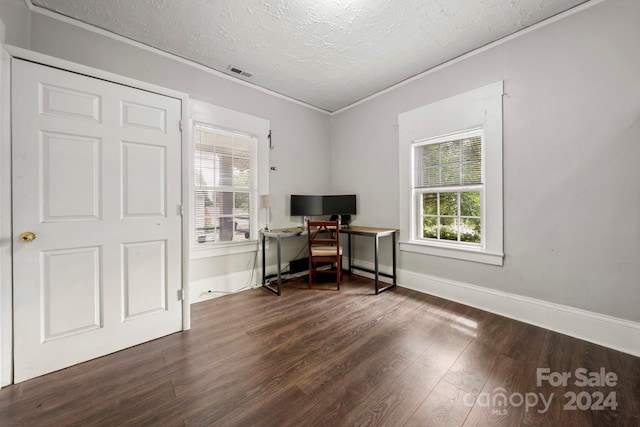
290,194,323,216
323,195,357,215
290,194,357,218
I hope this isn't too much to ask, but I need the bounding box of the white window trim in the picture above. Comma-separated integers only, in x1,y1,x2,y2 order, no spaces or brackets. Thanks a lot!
398,81,504,266
189,99,269,258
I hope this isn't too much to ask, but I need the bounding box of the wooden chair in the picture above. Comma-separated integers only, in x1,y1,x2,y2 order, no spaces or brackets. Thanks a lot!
307,220,342,290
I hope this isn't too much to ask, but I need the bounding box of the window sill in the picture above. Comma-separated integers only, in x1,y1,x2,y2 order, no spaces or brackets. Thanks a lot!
191,240,259,259
399,241,504,266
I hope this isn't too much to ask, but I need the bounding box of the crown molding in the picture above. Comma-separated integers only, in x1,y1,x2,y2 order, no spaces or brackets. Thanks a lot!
24,0,331,115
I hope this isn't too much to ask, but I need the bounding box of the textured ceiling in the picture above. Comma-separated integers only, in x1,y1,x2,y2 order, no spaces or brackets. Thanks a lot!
30,0,589,112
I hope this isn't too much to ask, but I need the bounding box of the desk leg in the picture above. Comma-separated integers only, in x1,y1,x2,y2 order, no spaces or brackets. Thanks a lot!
348,233,353,274
261,233,266,285
392,231,397,286
262,232,281,296
276,235,282,296
374,235,380,294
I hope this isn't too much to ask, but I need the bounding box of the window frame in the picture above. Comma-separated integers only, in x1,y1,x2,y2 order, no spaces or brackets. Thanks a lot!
398,81,504,266
412,128,485,248
189,99,269,259
193,123,256,246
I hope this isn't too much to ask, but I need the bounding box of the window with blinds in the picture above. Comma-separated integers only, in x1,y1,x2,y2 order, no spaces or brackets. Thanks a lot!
413,130,483,244
194,124,255,244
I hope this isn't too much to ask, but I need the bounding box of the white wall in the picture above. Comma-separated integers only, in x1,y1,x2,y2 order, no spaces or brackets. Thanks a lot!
331,0,640,323
23,11,333,290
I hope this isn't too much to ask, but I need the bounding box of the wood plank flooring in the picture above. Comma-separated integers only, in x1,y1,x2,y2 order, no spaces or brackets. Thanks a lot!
1,274,639,426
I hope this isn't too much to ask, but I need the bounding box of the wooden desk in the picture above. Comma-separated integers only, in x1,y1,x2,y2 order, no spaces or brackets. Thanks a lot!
261,225,398,295
340,226,398,294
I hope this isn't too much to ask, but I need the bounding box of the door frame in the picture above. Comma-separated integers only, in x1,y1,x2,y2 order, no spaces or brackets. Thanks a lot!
0,45,192,386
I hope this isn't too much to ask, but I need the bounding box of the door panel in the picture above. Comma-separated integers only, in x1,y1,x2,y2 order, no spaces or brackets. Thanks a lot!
122,141,166,217
42,246,102,340
122,240,167,319
40,83,102,122
121,101,167,133
42,132,101,221
12,58,183,382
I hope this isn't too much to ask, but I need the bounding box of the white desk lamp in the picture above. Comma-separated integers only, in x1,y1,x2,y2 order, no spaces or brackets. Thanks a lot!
259,194,275,231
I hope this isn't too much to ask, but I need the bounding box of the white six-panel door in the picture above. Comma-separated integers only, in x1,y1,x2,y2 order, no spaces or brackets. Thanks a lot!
12,59,183,382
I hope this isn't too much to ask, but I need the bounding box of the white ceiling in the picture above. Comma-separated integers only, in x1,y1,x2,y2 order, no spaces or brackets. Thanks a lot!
29,0,589,112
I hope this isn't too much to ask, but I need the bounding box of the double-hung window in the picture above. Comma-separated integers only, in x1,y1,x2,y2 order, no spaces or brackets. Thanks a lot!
413,129,483,245
194,124,255,244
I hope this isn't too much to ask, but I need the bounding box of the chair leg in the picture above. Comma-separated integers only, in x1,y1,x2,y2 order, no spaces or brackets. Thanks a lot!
337,258,341,290
308,260,312,289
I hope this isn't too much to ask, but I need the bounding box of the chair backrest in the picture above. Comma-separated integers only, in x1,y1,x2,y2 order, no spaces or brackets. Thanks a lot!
307,220,340,250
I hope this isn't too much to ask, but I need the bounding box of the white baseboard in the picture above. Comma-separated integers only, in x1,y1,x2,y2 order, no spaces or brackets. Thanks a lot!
189,270,260,304
189,258,378,304
189,263,304,304
345,258,395,285
398,269,640,358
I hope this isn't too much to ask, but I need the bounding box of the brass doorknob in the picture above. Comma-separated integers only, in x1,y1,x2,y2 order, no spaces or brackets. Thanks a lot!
19,232,37,242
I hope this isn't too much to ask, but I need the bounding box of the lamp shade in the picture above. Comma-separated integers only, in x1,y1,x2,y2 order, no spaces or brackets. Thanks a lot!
259,194,275,209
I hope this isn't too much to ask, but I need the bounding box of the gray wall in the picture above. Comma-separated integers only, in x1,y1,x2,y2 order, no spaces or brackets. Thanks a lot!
25,12,333,282
331,0,640,323
0,0,30,47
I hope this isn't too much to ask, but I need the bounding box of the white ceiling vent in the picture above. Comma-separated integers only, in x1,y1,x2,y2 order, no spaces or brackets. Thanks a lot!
227,66,253,79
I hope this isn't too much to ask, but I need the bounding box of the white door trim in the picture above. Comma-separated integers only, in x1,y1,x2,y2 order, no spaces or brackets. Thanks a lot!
0,46,12,388
0,44,191,386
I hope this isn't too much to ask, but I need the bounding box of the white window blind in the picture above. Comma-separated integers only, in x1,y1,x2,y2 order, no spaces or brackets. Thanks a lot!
414,134,482,189
194,124,254,244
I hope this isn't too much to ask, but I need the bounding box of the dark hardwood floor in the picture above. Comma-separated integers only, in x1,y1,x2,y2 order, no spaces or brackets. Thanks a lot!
1,274,638,426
